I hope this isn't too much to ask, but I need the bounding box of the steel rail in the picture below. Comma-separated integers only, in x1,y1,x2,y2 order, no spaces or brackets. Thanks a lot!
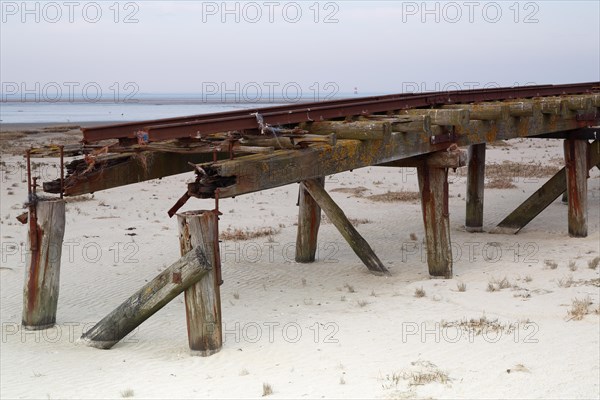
82,82,599,143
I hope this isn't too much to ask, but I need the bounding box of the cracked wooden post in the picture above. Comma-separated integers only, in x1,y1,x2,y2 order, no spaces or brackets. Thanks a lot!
302,179,390,276
296,177,324,263
417,164,452,278
177,210,222,356
22,199,65,330
465,143,486,232
564,139,588,237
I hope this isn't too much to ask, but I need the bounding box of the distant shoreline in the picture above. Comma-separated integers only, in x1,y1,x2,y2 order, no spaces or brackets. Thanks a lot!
0,121,125,131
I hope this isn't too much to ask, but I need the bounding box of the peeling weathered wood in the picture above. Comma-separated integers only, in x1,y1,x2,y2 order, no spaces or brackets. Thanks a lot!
81,246,212,349
564,139,589,237
296,177,324,263
493,140,599,234
564,96,593,111
465,143,486,232
177,210,222,356
300,121,387,140
391,115,432,134
302,179,389,276
443,103,509,120
417,164,452,278
506,101,541,117
402,108,469,127
540,98,562,115
22,199,65,330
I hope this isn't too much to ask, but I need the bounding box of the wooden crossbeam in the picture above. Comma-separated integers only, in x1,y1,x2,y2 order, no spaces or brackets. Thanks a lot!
81,242,214,349
493,140,599,234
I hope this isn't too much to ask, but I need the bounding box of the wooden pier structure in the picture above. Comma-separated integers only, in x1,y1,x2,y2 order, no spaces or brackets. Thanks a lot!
22,82,599,355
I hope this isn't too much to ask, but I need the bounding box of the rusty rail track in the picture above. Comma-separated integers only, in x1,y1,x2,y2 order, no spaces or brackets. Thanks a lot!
82,82,599,143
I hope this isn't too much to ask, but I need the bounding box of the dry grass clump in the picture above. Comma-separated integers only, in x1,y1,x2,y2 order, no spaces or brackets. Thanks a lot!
557,274,575,288
486,161,559,178
567,296,593,321
357,299,370,307
441,315,517,336
344,283,356,293
455,160,559,178
220,226,280,241
381,361,450,389
120,389,134,398
367,190,420,203
457,282,467,292
588,256,600,270
414,287,426,298
262,383,273,397
544,260,558,269
487,277,511,292
330,186,369,196
485,177,517,189
568,260,577,271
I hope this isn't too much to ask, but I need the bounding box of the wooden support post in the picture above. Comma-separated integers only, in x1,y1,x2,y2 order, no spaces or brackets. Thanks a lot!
22,199,65,330
465,143,486,232
296,177,324,263
493,140,599,234
177,210,222,356
564,139,589,237
302,179,390,276
417,165,452,278
81,244,213,349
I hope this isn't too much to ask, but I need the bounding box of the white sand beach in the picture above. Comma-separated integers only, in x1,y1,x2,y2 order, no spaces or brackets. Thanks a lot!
1,132,599,399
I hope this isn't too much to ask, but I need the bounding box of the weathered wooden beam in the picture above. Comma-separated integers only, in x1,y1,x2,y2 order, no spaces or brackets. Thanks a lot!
44,151,221,196
188,111,595,200
81,246,212,349
417,164,452,278
465,143,486,232
377,146,466,168
302,179,390,276
493,140,599,234
22,199,65,330
564,139,589,237
296,177,324,263
177,210,222,356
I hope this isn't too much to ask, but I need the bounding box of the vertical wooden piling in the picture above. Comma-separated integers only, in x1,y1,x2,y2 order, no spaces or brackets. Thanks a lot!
22,199,66,330
177,210,223,356
296,177,324,262
417,165,452,278
465,143,486,232
563,139,588,237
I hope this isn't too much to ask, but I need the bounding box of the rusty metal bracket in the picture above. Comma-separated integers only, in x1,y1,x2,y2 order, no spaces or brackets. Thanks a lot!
430,127,456,145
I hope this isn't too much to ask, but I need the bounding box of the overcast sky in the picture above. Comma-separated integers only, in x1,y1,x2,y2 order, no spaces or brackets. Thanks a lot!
1,1,599,96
